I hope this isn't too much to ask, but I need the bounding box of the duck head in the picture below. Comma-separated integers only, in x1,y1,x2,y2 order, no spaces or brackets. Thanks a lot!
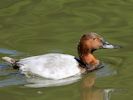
78,32,120,66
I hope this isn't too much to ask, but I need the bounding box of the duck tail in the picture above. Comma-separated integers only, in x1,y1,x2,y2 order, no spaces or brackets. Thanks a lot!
2,56,19,69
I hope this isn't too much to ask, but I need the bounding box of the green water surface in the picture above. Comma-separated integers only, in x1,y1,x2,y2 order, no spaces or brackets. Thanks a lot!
0,0,133,100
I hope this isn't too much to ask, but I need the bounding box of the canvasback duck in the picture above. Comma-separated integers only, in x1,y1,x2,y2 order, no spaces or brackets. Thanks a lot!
2,32,120,80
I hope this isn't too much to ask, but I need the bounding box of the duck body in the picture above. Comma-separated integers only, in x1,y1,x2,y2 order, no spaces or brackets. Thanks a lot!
2,32,119,80
17,53,81,80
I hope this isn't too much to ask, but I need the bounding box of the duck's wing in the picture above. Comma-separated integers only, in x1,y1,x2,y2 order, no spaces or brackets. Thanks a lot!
17,53,81,79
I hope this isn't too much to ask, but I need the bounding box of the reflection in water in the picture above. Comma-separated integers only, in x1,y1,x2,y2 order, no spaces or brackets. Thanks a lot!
25,75,81,88
104,89,114,100
81,74,114,100
0,48,21,56
96,64,117,78
0,66,26,87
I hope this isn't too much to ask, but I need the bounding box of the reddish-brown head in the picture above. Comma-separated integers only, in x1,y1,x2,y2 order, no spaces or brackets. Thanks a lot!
78,32,120,56
77,32,120,65
78,32,103,56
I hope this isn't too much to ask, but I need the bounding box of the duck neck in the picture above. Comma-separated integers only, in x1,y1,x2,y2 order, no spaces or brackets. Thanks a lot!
77,42,98,65
79,53,97,65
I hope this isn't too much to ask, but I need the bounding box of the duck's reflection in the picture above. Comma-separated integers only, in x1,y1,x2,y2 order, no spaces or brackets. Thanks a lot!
25,74,114,100
25,75,81,88
24,66,114,100
81,74,114,100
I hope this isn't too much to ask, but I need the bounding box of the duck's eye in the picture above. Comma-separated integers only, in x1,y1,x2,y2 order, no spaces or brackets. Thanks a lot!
93,38,96,40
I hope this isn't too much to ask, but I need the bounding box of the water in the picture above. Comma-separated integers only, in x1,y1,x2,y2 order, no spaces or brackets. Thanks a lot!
0,0,133,100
